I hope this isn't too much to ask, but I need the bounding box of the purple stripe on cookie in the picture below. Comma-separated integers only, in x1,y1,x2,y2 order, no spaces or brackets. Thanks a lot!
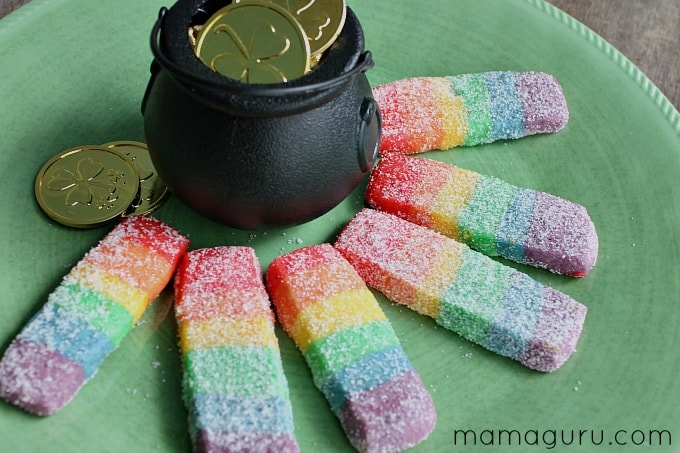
524,191,599,276
0,338,85,416
516,72,569,135
339,369,436,453
519,288,588,372
194,431,299,453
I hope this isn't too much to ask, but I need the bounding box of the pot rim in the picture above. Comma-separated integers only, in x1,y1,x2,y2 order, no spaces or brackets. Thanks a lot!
149,6,375,99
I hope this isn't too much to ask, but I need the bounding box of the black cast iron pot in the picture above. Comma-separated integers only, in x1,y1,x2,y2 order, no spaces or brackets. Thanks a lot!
141,1,380,229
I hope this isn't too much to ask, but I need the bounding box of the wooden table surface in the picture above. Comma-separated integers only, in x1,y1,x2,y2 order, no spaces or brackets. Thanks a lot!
546,0,679,110
1,0,678,110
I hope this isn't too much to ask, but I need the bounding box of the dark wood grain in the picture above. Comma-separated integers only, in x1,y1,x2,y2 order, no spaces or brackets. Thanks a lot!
546,0,679,110
0,0,24,18
1,0,678,109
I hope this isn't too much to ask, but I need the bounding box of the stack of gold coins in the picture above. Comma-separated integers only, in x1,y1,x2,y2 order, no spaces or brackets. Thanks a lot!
34,141,169,228
190,0,347,84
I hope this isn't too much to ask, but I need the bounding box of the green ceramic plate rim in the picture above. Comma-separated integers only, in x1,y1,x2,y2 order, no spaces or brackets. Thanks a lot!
524,0,680,133
3,0,676,133
1,0,679,452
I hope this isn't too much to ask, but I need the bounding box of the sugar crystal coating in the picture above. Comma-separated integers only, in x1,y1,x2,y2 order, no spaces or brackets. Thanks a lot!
373,71,569,155
266,244,436,453
334,209,587,372
340,370,437,453
174,246,299,453
366,155,598,276
0,215,189,415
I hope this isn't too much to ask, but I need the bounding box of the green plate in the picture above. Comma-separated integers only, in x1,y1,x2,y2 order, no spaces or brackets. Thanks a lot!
1,0,679,451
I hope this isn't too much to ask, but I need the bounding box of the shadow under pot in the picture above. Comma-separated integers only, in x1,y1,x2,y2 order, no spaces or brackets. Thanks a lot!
141,1,381,229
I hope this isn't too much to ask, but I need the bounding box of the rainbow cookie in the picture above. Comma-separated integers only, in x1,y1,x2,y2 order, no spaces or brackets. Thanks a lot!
174,247,299,453
0,216,189,415
335,209,587,372
266,244,436,453
366,155,598,276
373,71,569,155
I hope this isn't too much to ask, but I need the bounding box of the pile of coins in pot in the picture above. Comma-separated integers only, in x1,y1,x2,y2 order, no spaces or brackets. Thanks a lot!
34,142,169,228
189,0,347,84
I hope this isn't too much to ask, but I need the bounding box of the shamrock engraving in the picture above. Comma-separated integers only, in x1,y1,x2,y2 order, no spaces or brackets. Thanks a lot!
47,157,118,207
210,20,292,83
290,0,315,13
118,151,154,181
287,0,330,41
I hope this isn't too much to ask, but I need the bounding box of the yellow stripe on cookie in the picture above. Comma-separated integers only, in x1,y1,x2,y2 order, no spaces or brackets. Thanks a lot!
290,288,386,351
430,166,479,240
180,314,278,351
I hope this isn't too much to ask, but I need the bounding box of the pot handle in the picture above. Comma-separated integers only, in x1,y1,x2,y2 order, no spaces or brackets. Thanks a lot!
148,7,375,98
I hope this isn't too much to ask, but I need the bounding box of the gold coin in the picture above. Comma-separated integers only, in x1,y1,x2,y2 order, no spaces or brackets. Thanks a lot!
103,141,170,217
188,24,202,48
195,0,311,84
269,0,347,58
35,146,140,228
